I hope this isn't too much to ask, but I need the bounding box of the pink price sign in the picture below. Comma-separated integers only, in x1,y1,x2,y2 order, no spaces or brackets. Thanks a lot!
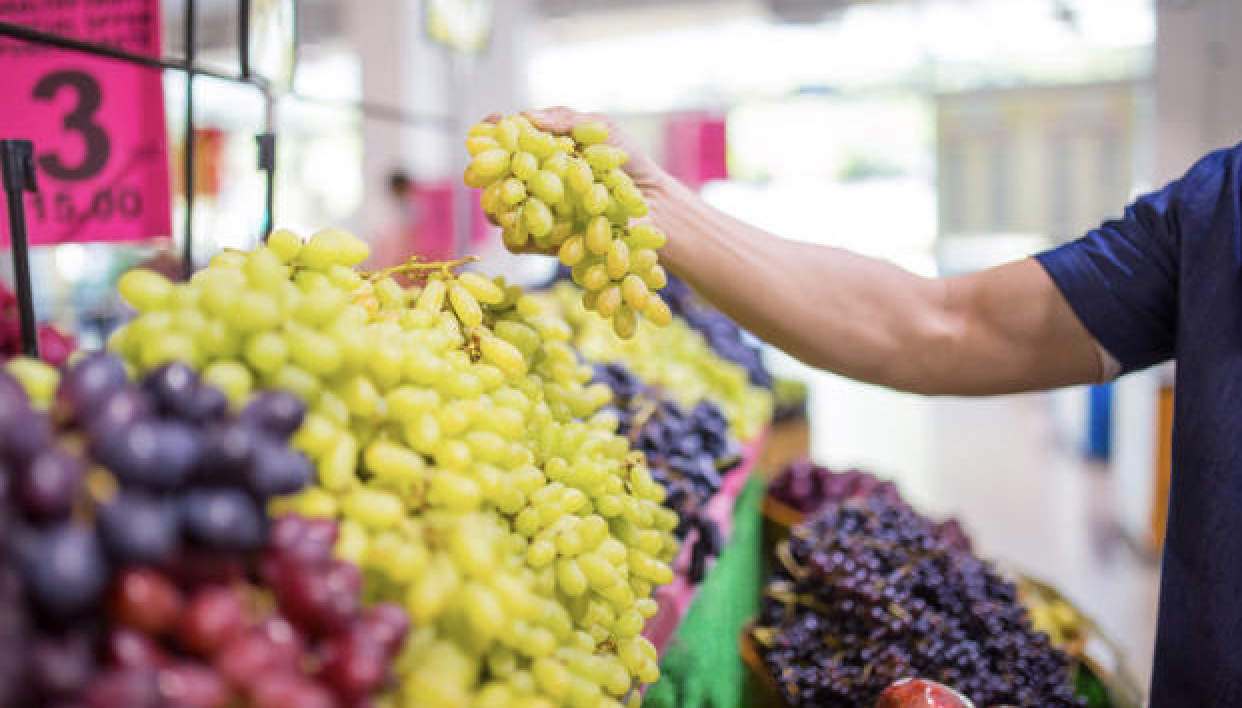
0,0,171,246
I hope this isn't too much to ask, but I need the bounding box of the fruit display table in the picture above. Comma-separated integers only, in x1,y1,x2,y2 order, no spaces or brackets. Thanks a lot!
642,433,765,654
644,476,765,708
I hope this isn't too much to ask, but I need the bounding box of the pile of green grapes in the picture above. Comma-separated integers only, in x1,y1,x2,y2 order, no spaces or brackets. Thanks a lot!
546,283,773,442
109,228,677,708
465,114,672,339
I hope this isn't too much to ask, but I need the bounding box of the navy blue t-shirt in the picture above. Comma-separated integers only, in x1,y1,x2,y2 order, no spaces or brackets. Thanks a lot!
1038,143,1242,706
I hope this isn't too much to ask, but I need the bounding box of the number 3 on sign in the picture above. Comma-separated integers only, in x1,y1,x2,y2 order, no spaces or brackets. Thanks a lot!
32,70,110,182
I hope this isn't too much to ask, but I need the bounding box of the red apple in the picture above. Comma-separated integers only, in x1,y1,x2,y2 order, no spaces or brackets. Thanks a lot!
875,678,975,708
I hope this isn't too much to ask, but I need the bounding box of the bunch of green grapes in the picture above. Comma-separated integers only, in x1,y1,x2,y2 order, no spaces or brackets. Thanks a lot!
547,283,773,442
109,228,677,708
465,114,673,340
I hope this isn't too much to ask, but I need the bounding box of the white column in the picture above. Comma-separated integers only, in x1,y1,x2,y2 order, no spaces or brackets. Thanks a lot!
1153,0,1242,181
343,0,533,243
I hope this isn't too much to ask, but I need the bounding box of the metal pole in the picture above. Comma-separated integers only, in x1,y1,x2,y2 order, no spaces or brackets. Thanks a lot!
183,0,196,279
239,0,251,80
1,141,40,358
256,132,275,241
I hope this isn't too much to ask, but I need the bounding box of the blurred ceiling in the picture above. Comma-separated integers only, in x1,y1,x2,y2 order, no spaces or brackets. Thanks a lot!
535,0,890,23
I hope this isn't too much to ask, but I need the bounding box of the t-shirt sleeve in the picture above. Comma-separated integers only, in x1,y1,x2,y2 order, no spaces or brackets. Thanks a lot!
1035,146,1238,374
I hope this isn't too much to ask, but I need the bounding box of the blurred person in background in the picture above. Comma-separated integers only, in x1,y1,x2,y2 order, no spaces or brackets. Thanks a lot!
369,169,420,273
517,107,1242,706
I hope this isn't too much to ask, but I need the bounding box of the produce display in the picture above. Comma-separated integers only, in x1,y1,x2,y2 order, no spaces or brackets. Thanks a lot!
592,362,741,582
0,355,404,708
466,115,672,338
107,228,678,706
753,498,1082,708
546,282,772,442
658,275,771,389
0,283,76,367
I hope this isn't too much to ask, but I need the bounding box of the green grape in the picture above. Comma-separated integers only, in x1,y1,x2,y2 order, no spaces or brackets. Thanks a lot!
585,216,612,256
642,297,672,327
459,272,506,305
449,283,484,327
558,236,586,267
583,145,627,172
467,135,501,156
628,223,667,250
620,275,650,310
472,149,512,180
267,228,303,262
595,286,622,318
528,171,565,205
117,269,172,310
541,152,571,177
499,178,527,206
244,331,288,374
571,121,610,146
523,198,554,238
582,184,611,216
605,240,630,280
581,264,609,292
469,122,498,138
640,264,668,290
202,360,253,404
511,152,539,181
565,159,594,194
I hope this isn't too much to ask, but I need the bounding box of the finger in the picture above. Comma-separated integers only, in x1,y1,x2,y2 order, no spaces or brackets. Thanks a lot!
483,112,502,124
524,106,578,135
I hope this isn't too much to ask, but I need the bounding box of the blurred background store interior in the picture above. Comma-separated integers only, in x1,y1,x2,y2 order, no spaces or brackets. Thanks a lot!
11,0,1242,687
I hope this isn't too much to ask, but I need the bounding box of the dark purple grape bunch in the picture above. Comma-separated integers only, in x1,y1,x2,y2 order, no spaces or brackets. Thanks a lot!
0,353,323,707
659,274,772,388
768,460,903,515
755,500,1082,708
768,460,972,553
594,362,741,581
73,356,315,564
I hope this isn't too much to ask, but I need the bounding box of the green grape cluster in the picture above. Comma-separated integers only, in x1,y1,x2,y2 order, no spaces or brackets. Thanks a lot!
465,115,673,340
547,283,774,442
109,228,677,708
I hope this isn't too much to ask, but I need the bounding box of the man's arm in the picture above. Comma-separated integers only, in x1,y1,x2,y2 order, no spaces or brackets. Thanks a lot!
525,108,1105,396
650,178,1103,396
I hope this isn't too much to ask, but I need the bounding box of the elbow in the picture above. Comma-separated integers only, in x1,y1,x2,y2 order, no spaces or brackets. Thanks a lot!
873,305,968,397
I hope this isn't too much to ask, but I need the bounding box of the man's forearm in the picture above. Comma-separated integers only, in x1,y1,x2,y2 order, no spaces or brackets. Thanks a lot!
649,177,957,393
646,177,1103,396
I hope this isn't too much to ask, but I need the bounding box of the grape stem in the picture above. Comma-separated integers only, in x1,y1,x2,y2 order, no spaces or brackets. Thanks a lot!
364,255,480,281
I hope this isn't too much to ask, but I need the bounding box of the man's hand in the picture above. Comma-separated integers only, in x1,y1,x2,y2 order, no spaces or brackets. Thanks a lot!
479,108,677,256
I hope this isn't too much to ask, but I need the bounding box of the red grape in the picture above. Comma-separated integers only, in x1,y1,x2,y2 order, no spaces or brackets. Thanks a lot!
351,603,410,658
104,627,168,669
215,632,295,689
179,586,247,656
158,662,232,708
250,673,338,708
319,633,388,701
270,558,361,637
110,568,183,635
83,667,161,708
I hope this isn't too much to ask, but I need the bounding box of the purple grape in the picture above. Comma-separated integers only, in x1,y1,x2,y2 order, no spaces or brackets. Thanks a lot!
97,493,179,565
94,421,201,491
57,351,128,421
0,407,52,467
27,632,95,699
142,362,200,413
15,447,84,522
84,388,151,443
238,392,307,441
179,489,265,551
83,667,160,708
177,382,229,423
14,526,109,620
247,439,313,499
193,422,258,488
